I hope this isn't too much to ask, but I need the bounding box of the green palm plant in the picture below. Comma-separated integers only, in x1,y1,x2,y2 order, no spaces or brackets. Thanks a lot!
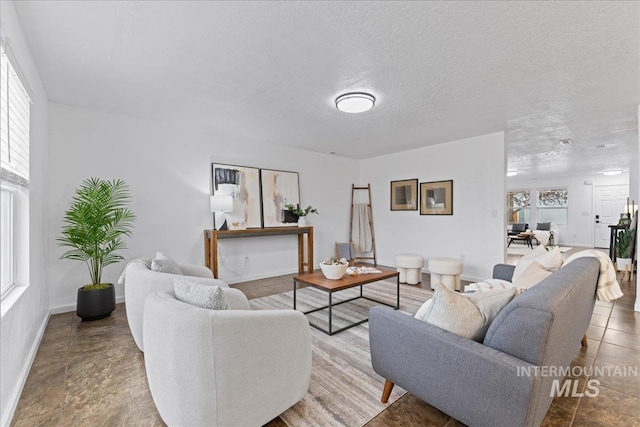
616,229,635,259
57,178,136,288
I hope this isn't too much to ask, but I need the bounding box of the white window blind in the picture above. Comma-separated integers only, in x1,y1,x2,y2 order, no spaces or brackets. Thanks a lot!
1,45,31,188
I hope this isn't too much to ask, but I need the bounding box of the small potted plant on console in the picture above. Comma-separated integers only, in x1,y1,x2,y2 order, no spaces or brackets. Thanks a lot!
284,203,318,227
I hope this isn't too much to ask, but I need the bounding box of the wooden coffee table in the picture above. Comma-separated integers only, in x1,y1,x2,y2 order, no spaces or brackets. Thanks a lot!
293,267,400,335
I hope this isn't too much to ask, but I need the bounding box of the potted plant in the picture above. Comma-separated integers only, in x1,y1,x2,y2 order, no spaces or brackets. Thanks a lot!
284,203,318,227
57,178,136,321
615,228,635,272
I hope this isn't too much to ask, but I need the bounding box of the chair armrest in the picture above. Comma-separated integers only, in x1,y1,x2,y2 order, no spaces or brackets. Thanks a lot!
369,307,537,427
180,263,214,278
221,288,250,310
144,292,311,427
493,263,515,281
211,310,312,426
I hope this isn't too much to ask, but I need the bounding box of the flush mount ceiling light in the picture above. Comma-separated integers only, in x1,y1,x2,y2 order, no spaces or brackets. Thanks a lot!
558,139,573,145
506,170,519,177
603,169,623,176
335,92,375,113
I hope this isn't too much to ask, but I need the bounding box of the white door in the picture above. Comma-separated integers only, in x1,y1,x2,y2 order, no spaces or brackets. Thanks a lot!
594,185,629,248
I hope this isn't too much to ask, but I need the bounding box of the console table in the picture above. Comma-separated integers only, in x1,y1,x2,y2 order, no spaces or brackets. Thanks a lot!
204,227,314,279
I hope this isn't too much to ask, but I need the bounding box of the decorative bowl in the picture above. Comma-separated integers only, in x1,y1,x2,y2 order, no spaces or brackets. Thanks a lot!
320,262,349,280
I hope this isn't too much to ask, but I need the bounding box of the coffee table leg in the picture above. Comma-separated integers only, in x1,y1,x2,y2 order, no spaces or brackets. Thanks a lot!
328,292,332,335
293,278,297,310
396,275,400,309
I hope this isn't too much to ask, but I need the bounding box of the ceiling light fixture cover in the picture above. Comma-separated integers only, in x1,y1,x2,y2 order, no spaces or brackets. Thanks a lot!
506,170,519,177
558,139,573,145
603,169,623,176
335,92,375,113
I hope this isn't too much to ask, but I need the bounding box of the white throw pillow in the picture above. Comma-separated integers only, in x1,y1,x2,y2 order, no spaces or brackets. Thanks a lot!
513,261,553,290
512,246,562,283
416,285,517,341
414,298,433,321
151,252,182,274
174,278,230,310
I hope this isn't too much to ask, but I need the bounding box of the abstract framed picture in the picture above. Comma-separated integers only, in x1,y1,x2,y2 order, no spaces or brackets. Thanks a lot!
260,169,300,227
390,179,418,211
420,180,453,215
212,163,262,229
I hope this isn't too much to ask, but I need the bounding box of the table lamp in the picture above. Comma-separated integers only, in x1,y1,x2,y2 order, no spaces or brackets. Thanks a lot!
210,195,233,230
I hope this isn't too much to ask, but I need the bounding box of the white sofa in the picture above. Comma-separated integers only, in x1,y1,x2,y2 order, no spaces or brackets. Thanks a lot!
123,261,229,351
143,289,312,427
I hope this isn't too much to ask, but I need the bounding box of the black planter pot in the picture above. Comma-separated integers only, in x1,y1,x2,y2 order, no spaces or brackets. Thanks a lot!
283,211,299,224
77,284,116,321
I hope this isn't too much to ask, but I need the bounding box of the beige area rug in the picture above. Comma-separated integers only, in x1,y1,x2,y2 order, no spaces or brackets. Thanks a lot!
250,280,433,427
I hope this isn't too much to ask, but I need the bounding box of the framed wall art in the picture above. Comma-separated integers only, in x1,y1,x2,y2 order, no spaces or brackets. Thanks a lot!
212,163,262,229
260,168,300,227
390,179,418,211
420,180,453,215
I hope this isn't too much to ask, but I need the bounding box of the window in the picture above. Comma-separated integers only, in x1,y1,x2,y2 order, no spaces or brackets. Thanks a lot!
537,188,568,226
1,44,30,299
507,190,530,225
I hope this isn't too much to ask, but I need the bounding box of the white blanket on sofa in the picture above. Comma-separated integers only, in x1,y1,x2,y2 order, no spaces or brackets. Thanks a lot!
563,250,623,302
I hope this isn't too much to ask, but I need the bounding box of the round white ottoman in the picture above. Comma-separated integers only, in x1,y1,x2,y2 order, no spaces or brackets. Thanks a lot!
394,254,424,285
428,258,463,291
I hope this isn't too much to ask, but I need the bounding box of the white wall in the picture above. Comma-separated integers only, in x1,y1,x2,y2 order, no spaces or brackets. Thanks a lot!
360,132,506,282
0,1,50,425
636,105,639,312
47,103,359,310
508,173,630,248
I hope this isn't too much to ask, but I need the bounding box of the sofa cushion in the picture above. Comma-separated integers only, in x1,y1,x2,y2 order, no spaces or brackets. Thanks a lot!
152,252,183,274
415,285,516,341
174,278,230,310
513,261,552,289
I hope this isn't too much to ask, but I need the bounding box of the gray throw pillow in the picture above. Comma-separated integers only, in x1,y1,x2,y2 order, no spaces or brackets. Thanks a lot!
174,278,230,310
536,222,551,231
151,252,182,274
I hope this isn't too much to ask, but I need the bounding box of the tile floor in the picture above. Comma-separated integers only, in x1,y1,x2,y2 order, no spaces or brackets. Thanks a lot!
10,266,639,427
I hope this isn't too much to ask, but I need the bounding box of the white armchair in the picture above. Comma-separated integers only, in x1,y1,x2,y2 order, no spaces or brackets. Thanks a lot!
143,290,312,427
123,261,230,351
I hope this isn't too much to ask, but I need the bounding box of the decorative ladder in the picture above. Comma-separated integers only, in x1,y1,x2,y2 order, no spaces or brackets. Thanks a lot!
349,184,377,266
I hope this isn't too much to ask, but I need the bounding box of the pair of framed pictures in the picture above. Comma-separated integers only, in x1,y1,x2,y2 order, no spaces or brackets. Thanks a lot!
212,164,301,228
390,179,453,215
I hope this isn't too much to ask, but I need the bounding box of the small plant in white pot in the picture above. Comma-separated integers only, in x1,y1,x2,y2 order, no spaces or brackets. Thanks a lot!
57,178,136,321
615,229,635,273
284,204,318,227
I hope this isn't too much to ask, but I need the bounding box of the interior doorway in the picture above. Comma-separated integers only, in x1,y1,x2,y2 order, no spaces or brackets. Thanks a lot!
594,185,629,248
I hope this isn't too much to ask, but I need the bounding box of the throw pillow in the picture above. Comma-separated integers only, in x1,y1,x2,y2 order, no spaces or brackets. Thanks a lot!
512,246,562,283
416,285,517,341
513,261,552,289
414,298,433,321
174,278,230,310
536,222,551,231
151,252,182,274
463,279,514,293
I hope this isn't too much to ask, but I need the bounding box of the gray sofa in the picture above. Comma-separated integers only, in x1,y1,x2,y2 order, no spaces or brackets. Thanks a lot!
369,257,600,427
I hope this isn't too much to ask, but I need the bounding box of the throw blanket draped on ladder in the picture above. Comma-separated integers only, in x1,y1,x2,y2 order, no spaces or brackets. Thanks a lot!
351,203,372,253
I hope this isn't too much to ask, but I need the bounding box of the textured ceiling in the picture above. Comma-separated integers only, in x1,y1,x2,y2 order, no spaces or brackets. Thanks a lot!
11,1,640,177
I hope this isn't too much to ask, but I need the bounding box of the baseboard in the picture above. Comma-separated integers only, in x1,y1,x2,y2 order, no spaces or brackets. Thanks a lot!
222,266,319,285
50,295,126,315
1,310,50,427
